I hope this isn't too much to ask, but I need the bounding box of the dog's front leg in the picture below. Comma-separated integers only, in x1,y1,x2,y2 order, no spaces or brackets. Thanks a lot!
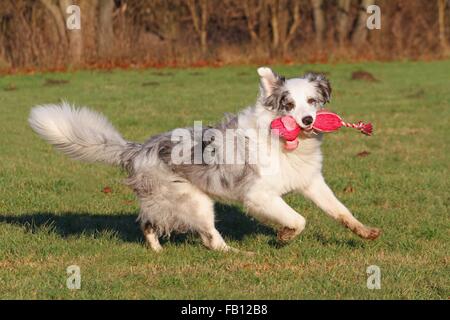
244,190,306,243
300,175,381,240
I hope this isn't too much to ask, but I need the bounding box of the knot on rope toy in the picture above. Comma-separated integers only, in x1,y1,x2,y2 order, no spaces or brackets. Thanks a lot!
270,110,373,150
344,121,373,136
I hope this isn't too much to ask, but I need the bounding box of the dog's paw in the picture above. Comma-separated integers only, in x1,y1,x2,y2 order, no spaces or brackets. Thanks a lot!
277,227,298,243
361,227,382,240
146,242,163,252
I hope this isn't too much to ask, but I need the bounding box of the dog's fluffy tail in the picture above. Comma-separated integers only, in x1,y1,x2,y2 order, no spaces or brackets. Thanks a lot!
29,102,132,166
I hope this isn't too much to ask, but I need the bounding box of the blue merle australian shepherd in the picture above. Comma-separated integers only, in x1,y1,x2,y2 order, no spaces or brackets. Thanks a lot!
29,67,381,252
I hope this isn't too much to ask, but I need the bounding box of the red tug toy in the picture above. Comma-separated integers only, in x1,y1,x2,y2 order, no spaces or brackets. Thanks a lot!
271,110,373,150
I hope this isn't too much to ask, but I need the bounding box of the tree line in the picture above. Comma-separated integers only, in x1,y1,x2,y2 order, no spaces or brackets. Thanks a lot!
0,0,448,70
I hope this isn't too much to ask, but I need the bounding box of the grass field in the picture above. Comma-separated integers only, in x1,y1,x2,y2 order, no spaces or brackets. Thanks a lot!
0,61,449,299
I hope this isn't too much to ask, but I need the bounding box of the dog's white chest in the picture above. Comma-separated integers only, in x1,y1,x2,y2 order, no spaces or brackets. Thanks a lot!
258,138,323,195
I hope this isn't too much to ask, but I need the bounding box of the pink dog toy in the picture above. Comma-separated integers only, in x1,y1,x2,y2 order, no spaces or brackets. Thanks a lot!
271,110,373,150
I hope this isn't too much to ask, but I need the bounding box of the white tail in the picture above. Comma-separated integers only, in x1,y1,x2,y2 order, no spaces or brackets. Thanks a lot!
29,102,127,165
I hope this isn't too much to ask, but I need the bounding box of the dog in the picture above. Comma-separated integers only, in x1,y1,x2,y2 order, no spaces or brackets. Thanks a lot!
29,67,381,252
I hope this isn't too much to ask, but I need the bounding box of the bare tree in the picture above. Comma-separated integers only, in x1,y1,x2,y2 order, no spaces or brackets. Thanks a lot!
39,0,100,65
239,0,273,54
337,0,351,46
268,0,279,49
61,0,84,64
98,0,115,57
40,0,67,46
242,0,264,44
311,0,325,45
141,0,184,59
0,0,448,69
185,0,209,54
268,0,301,54
282,0,301,53
81,0,99,58
438,0,448,51
352,0,372,47
40,0,85,64
258,0,271,45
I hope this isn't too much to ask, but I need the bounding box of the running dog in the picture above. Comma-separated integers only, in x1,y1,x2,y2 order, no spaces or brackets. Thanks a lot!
29,67,381,252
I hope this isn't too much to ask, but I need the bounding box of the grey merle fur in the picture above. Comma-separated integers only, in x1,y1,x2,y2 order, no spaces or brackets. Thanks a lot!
119,113,260,234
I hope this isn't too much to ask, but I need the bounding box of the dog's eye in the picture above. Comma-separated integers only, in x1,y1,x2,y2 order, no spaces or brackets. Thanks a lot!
307,98,317,105
283,102,295,111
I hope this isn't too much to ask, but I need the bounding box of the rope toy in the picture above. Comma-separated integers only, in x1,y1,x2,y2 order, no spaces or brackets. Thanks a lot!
271,110,373,150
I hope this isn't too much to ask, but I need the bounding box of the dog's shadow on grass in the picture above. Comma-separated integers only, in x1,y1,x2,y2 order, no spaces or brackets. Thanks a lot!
0,203,273,245
0,212,142,242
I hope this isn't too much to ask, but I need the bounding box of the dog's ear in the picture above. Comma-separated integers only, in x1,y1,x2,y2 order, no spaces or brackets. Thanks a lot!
257,67,285,98
303,72,332,105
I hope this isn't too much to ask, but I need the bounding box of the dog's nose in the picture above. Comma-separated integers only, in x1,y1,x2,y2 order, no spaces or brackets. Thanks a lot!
302,116,314,126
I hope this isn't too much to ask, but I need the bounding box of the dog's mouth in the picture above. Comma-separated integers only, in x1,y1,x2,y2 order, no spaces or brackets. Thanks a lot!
294,117,315,133
299,124,315,138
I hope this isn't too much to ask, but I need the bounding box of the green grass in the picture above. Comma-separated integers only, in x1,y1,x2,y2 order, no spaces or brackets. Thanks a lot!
0,61,449,299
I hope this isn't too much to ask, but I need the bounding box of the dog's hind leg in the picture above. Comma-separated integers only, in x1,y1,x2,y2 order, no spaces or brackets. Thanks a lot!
186,189,231,251
141,222,163,252
187,187,252,253
301,175,381,240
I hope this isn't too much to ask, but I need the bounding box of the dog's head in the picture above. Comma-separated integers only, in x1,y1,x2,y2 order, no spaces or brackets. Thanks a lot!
257,67,331,130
